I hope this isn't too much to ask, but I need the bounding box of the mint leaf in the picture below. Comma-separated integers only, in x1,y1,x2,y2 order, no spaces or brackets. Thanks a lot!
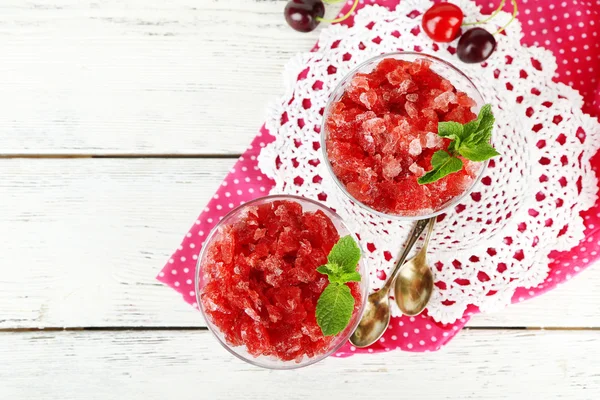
458,141,500,162
476,104,494,135
316,283,355,336
316,263,341,280
462,119,481,139
330,271,362,284
327,235,361,273
437,121,464,141
418,150,464,185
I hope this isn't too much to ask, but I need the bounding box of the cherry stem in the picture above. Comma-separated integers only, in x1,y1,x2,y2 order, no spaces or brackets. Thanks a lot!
463,0,506,26
316,0,360,24
494,0,518,35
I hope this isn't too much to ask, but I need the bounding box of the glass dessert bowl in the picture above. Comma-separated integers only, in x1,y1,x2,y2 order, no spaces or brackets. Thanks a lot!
322,52,488,220
196,195,368,369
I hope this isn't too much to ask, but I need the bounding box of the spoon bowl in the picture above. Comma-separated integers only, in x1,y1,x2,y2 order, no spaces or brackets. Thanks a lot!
349,288,391,348
394,256,435,316
394,218,436,316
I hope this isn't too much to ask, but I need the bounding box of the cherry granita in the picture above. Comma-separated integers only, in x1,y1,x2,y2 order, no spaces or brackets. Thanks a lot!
325,57,482,216
200,200,362,362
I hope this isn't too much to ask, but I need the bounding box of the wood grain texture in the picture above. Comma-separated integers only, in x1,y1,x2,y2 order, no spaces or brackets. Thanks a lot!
0,0,326,155
0,158,599,329
1,329,599,399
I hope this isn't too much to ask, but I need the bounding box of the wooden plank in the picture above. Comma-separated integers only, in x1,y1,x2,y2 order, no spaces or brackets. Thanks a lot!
1,329,599,399
0,0,323,155
0,158,233,328
1,158,600,329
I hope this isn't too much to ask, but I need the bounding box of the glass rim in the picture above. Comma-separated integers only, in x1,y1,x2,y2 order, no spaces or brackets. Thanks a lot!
320,51,489,221
195,194,369,369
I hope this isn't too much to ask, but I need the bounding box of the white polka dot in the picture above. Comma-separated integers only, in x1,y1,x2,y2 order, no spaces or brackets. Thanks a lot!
216,205,222,210
186,279,192,285
168,258,174,264
172,269,177,275
260,187,266,192
245,177,251,183
207,218,213,223
403,332,408,337
180,256,186,262
233,179,239,184
419,340,425,346
407,343,413,349
426,324,432,330
443,332,449,337
237,190,243,195
409,317,415,322
399,321,404,326
414,328,420,334
248,188,255,194
528,291,534,296
257,176,263,181
225,192,231,197
189,291,195,296
452,326,458,330
391,335,397,340
229,203,234,208
519,297,524,302
174,281,180,287
431,336,437,342
350,346,356,351
222,181,227,187
192,254,198,260
368,348,373,353
183,268,189,273
199,231,204,236
158,271,165,277
380,337,385,343
195,220,200,225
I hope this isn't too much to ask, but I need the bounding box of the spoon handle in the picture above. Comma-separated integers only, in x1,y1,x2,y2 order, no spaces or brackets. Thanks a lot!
382,217,433,292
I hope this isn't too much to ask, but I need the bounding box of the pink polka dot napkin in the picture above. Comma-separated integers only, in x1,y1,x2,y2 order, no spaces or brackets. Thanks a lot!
157,0,600,354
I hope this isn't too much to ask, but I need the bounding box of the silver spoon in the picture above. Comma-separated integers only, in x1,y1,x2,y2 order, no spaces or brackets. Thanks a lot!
349,217,433,348
394,218,435,316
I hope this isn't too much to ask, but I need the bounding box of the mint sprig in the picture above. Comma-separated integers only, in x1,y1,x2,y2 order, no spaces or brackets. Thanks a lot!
418,104,500,185
315,235,362,336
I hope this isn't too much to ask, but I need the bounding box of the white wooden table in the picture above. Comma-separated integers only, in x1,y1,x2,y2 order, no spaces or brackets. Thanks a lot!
1,1,599,398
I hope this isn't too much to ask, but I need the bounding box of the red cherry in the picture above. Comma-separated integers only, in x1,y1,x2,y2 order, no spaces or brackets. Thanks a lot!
421,3,464,43
284,0,325,33
457,28,497,63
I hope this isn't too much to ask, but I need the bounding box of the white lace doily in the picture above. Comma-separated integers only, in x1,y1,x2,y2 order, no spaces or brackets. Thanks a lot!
258,0,600,324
